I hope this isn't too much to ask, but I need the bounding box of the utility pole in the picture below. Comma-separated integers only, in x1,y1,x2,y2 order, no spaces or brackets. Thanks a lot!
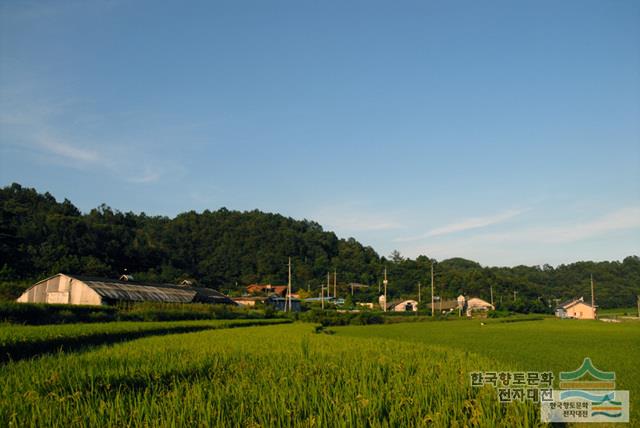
383,268,388,312
591,274,596,319
322,272,327,310
490,285,494,307
286,257,292,312
431,261,435,318
513,290,517,302
418,282,421,303
334,269,337,299
326,272,330,306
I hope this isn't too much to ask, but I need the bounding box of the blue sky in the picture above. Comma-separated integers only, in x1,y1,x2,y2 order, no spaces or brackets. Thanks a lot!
1,0,639,266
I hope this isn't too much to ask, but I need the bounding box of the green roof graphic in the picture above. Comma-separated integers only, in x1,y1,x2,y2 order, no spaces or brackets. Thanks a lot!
560,358,615,381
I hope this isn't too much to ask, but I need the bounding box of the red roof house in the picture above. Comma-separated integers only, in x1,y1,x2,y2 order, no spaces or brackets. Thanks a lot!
246,284,288,297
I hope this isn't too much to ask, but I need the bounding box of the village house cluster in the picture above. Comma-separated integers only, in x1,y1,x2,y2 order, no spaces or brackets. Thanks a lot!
16,272,600,319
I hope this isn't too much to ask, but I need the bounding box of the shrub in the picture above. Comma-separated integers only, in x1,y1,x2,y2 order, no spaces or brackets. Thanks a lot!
0,302,118,325
0,301,267,325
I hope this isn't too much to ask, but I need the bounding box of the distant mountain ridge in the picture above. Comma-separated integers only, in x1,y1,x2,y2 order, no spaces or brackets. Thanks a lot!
1,183,638,307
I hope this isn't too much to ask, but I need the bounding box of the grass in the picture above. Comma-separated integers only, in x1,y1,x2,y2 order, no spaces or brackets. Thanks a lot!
598,307,639,317
336,317,640,424
0,318,290,362
1,317,637,426
0,323,539,427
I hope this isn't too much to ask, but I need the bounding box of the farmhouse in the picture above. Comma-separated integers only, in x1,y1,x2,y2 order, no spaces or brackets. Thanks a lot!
426,295,494,317
246,284,288,297
267,296,302,312
303,296,344,305
388,300,418,312
427,299,459,313
234,295,301,311
232,296,269,307
358,302,375,309
17,273,236,306
555,297,596,320
464,297,494,317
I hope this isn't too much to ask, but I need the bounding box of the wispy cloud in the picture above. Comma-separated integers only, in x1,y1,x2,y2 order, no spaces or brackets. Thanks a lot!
0,87,174,185
7,127,169,185
35,133,101,163
427,209,525,237
125,164,162,184
396,208,525,242
397,206,640,266
485,206,640,244
333,217,402,232
312,203,403,233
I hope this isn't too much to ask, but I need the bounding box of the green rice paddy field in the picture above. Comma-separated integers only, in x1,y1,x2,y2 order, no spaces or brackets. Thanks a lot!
0,317,638,427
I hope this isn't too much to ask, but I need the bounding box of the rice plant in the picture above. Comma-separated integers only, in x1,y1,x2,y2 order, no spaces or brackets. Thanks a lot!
0,323,539,427
0,318,290,362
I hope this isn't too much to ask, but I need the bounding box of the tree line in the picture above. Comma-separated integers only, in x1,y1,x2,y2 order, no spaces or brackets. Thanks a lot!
1,183,638,308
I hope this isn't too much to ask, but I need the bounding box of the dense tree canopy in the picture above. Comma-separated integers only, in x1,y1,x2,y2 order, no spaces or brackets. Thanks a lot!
1,183,638,307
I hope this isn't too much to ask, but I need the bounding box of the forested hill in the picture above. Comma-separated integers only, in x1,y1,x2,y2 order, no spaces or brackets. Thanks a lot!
1,183,639,307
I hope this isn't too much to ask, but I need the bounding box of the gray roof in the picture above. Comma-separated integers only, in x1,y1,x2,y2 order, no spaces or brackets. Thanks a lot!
427,299,459,310
304,296,338,302
557,297,588,309
387,299,418,309
267,296,301,302
71,275,235,305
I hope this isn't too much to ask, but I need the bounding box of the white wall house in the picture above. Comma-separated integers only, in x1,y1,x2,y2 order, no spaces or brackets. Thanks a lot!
555,297,596,320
